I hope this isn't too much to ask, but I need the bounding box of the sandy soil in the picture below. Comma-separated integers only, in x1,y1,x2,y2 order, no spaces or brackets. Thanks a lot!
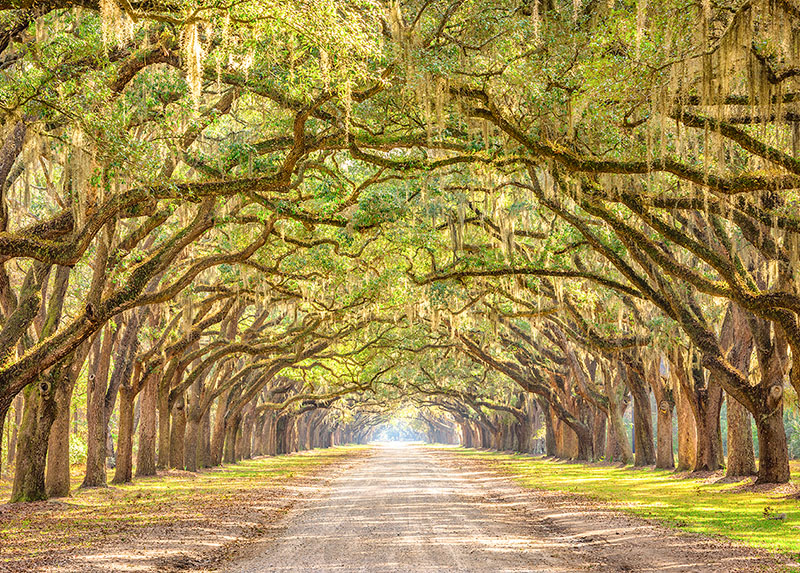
222,444,791,573
0,450,365,573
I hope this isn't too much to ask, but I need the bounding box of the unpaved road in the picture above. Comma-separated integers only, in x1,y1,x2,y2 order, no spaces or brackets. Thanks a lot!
223,444,787,572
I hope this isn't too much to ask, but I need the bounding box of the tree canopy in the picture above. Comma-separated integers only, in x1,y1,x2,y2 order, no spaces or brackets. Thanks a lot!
2,0,800,502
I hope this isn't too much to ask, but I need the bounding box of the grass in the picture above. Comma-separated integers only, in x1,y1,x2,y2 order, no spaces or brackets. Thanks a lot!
0,446,367,568
448,448,800,560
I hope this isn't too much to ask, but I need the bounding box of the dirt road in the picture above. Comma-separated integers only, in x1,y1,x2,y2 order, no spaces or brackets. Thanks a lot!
222,444,785,572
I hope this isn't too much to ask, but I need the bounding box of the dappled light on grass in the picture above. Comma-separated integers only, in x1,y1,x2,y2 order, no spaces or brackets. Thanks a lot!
451,449,800,557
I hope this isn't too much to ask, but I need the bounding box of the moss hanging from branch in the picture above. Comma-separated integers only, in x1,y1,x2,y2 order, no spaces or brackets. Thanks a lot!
635,0,647,58
182,21,205,109
531,0,541,42
320,48,330,90
100,0,122,46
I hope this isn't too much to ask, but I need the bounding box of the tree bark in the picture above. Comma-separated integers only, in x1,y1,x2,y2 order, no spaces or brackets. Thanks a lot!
157,375,172,469
276,414,289,455
135,372,158,477
591,408,606,459
10,263,71,500
696,377,725,471
626,365,656,466
515,417,530,453
6,395,23,474
674,367,697,471
726,395,756,476
223,413,241,463
604,369,632,464
98,311,140,481
718,303,756,477
0,406,5,479
183,370,205,472
241,420,254,459
82,324,116,488
45,351,86,499
673,349,723,472
112,384,136,484
169,395,186,469
199,410,211,468
747,311,791,484
655,398,674,469
210,389,230,466
184,413,201,472
543,404,557,456
646,357,675,469
263,412,277,455
755,403,790,484
10,374,59,502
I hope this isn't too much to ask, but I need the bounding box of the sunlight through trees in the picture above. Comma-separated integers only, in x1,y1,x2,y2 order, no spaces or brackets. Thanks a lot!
0,0,799,512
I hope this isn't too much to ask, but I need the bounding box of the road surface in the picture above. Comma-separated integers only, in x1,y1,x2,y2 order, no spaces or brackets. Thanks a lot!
223,444,779,572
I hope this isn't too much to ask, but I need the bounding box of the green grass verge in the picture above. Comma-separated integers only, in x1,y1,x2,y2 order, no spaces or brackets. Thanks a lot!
448,448,800,560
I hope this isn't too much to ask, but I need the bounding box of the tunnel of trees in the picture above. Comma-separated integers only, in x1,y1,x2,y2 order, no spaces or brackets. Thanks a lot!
1,0,800,503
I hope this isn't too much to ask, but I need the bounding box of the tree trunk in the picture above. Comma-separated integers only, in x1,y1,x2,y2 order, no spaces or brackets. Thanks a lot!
745,307,790,484
13,265,73,499
223,414,241,464
264,413,277,455
82,325,116,488
135,373,158,478
604,372,632,464
755,405,790,484
184,412,201,472
721,305,756,478
515,417,530,453
242,422,254,459
0,405,5,479
695,378,724,471
491,424,503,450
199,410,211,468
45,378,75,498
726,394,756,477
575,423,593,461
543,405,557,456
210,389,230,466
627,370,656,466
287,417,299,453
11,379,58,502
157,377,171,469
183,373,203,472
169,395,186,469
674,372,697,471
5,395,23,473
95,311,140,484
592,408,606,459
646,357,675,469
674,350,722,472
470,421,481,450
655,400,674,469
252,413,265,456
276,415,289,455
458,422,468,447
255,414,267,455
112,385,136,484
605,417,617,460
313,424,322,448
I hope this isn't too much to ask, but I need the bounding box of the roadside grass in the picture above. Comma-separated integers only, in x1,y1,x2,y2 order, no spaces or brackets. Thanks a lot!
448,448,800,560
0,446,367,567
